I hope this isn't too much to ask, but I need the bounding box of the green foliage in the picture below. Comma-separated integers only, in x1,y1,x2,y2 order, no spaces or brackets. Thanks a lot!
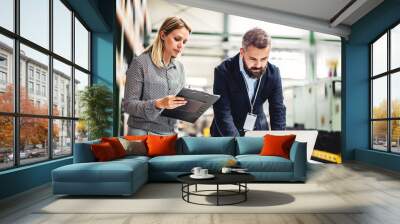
79,84,113,140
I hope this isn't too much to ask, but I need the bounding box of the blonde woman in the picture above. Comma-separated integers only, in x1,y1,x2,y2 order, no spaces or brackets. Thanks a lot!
124,16,191,135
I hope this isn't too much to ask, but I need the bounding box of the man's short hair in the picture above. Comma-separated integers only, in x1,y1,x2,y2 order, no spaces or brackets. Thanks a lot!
242,28,271,50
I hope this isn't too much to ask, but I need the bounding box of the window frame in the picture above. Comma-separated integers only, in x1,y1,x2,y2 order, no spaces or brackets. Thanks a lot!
0,0,92,171
370,20,400,154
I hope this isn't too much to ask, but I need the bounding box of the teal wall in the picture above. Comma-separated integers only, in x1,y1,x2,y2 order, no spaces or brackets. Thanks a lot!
70,0,117,135
0,158,72,199
92,33,116,136
91,0,118,137
0,0,116,200
343,0,400,171
355,149,400,172
342,42,370,160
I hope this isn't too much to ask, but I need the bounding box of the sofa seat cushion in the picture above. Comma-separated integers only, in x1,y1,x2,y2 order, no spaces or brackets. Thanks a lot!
236,155,293,172
117,155,150,163
149,154,235,172
53,159,147,183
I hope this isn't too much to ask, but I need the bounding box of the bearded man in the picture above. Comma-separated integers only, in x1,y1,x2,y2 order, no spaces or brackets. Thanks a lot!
210,28,286,137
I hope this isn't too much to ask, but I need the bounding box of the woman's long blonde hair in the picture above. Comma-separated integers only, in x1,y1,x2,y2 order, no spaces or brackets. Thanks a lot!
144,16,191,68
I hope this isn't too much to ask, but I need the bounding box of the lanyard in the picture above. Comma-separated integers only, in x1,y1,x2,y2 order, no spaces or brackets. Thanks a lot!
242,74,263,114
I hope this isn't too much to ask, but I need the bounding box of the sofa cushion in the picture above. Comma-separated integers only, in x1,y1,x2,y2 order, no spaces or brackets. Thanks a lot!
124,135,148,141
236,137,263,155
91,142,118,161
53,163,132,183
52,159,147,183
118,138,147,156
260,134,296,159
147,135,177,157
148,154,235,172
236,155,293,172
101,137,127,158
179,137,235,155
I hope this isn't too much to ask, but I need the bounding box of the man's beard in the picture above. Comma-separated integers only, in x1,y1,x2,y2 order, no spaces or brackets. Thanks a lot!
243,59,266,79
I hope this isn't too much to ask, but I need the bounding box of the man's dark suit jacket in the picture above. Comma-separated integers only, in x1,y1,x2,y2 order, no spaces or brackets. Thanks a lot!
210,53,286,137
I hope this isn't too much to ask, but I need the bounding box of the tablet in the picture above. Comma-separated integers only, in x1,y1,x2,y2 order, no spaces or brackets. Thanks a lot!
160,88,220,123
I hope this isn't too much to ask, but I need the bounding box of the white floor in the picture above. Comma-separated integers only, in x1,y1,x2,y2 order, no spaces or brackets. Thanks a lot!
1,162,400,224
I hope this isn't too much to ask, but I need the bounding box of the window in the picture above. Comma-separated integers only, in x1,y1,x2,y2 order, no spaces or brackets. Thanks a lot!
28,81,34,94
28,67,34,80
75,18,89,70
36,83,40,95
371,23,400,154
53,0,72,60
42,85,46,97
20,0,49,49
0,34,14,113
74,69,89,142
0,71,6,85
0,54,7,67
53,119,72,158
74,69,89,119
0,0,91,170
53,59,72,117
0,0,14,32
35,70,41,81
0,53,8,87
20,117,49,165
0,116,13,170
391,24,400,70
372,34,387,77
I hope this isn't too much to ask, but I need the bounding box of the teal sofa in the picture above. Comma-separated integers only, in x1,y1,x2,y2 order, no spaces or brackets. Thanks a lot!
52,137,307,196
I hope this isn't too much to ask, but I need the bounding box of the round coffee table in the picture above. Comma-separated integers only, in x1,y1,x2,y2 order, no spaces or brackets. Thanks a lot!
177,172,255,206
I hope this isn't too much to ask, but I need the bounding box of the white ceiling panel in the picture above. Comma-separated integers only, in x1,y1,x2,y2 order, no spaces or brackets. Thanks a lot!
168,0,384,38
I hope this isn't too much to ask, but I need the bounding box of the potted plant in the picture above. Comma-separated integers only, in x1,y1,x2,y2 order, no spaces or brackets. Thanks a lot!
79,84,113,140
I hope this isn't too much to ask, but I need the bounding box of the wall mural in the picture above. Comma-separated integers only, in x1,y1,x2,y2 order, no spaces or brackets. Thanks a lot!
115,0,150,135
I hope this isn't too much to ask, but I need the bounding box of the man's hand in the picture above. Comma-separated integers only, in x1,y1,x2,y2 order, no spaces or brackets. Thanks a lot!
155,96,187,109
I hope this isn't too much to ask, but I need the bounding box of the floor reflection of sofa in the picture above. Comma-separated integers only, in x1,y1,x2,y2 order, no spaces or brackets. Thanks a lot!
52,137,307,196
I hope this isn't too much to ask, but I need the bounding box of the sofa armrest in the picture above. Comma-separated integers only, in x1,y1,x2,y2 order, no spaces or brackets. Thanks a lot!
289,141,307,181
73,140,100,163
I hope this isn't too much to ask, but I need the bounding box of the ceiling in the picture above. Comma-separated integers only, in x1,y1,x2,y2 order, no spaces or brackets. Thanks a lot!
168,0,384,38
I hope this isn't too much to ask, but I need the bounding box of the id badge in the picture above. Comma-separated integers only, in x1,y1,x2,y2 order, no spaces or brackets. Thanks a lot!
243,113,257,131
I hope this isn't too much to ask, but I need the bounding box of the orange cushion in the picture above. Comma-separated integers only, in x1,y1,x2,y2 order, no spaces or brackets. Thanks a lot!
101,137,127,158
146,135,177,157
259,134,296,159
91,142,118,161
124,135,148,141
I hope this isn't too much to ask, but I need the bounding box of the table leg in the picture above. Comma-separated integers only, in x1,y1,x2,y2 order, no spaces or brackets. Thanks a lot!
245,183,247,201
195,184,197,192
187,184,190,202
217,184,219,206
181,184,183,199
